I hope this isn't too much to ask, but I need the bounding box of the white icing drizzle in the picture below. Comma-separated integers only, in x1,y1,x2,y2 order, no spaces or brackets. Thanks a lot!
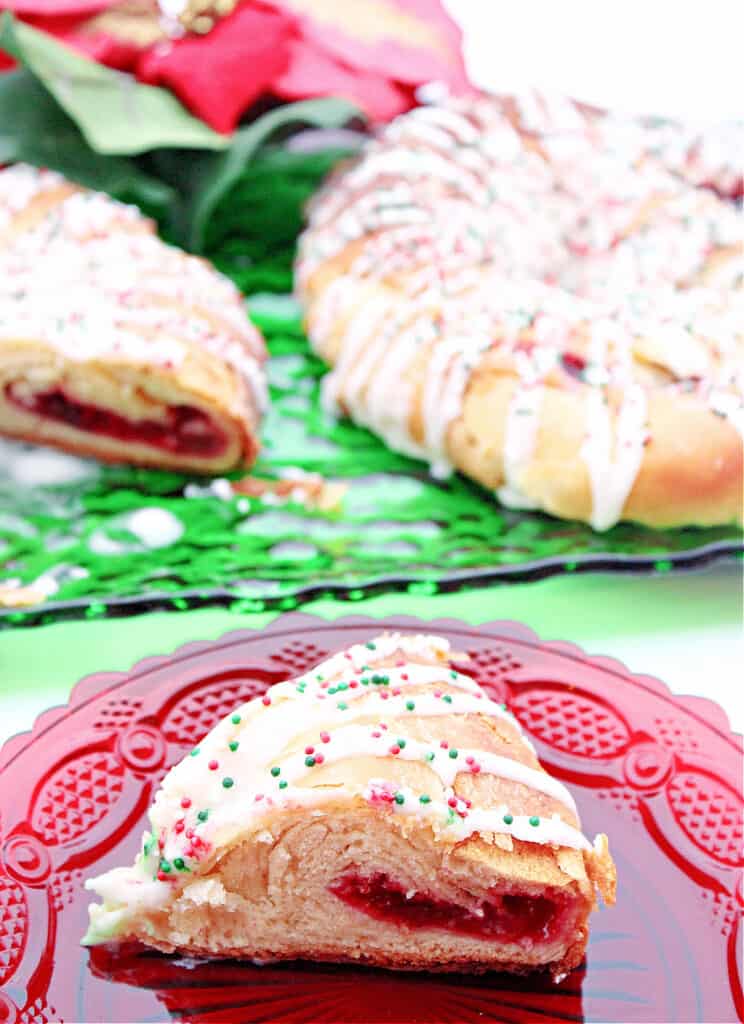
386,786,589,850
297,94,743,530
278,724,577,813
581,385,648,531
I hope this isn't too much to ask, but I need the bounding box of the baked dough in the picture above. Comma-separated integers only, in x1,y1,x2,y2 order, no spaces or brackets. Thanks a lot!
0,165,267,473
296,91,743,529
84,633,616,978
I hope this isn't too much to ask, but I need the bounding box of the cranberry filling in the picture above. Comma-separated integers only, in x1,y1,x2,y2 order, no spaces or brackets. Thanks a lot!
329,873,562,944
7,385,227,457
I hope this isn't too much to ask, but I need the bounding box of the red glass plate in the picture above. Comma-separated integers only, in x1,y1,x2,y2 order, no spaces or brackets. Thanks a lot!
0,614,741,1023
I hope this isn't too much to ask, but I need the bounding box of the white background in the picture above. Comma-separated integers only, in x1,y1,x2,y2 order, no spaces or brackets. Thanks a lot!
445,0,743,121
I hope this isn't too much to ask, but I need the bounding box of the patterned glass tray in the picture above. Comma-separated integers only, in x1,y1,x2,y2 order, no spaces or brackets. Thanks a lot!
0,614,741,1023
1,296,742,629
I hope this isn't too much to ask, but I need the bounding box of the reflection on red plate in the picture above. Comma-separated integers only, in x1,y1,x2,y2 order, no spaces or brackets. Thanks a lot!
0,614,741,1024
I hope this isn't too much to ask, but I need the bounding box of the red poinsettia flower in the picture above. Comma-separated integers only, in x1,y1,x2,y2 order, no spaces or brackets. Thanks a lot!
0,0,470,132
137,5,293,134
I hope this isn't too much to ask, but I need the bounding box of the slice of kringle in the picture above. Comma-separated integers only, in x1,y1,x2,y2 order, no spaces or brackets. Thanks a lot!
83,634,616,977
296,91,743,530
0,165,267,473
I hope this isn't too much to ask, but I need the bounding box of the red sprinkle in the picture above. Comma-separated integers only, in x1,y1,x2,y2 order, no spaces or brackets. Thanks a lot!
181,797,192,809
380,723,388,731
320,731,331,743
174,820,185,834
372,730,381,738
305,745,315,755
321,681,330,689
471,764,481,774
440,740,449,749
157,870,172,882
465,756,475,765
254,794,264,802
448,797,458,808
380,691,390,700
392,687,402,696
349,681,359,689
262,696,271,706
185,828,194,839
390,744,401,755
208,760,219,771
314,753,325,765
434,690,442,698
401,673,409,681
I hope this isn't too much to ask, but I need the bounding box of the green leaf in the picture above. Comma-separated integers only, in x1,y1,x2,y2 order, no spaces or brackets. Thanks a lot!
0,67,176,217
0,12,228,155
186,98,360,251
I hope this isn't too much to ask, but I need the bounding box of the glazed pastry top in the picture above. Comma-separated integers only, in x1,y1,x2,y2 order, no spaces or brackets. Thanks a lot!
297,91,743,529
0,165,267,415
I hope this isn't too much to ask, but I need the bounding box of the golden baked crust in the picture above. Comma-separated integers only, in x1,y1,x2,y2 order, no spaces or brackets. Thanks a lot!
0,165,266,473
296,92,743,530
84,633,616,978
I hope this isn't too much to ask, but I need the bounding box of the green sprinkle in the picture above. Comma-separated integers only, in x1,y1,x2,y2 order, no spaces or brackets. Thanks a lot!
419,794,431,805
222,777,234,789
500,703,508,711
529,816,540,827
231,714,241,725
328,686,337,695
394,792,405,805
197,810,209,823
279,780,288,789
361,677,370,686
405,700,415,711
229,741,239,752
425,752,435,762
173,857,186,870
337,702,348,710
396,738,406,749
336,681,349,691
159,860,171,873
503,813,514,825
270,766,281,777
305,756,316,767
450,671,458,679
316,674,324,681
443,695,453,704
448,748,459,759
190,748,200,757
365,642,377,650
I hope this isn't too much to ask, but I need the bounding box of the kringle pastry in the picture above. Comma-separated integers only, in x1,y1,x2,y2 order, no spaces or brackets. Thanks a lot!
0,165,267,473
84,634,616,978
296,91,744,530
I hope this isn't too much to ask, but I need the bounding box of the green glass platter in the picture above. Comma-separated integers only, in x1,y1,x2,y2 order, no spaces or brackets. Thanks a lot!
1,294,741,630
0,147,741,628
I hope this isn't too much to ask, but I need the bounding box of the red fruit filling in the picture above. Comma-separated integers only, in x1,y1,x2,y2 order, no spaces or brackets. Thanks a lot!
7,385,227,456
329,873,565,945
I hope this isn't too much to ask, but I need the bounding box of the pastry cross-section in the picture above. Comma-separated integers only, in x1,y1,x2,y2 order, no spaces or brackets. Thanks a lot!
296,91,743,529
84,634,616,977
0,165,267,473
